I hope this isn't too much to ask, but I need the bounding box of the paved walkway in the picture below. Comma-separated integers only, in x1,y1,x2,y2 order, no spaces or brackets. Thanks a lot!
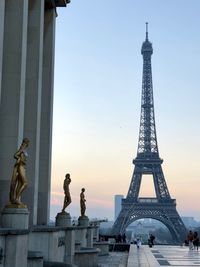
98,251,129,267
98,245,200,267
127,245,200,267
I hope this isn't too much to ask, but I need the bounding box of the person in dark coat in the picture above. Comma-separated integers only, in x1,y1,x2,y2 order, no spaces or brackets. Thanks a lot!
193,231,199,251
148,233,155,247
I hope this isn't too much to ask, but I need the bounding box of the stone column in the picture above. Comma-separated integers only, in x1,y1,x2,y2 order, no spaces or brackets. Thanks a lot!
0,0,28,220
64,228,75,264
93,224,100,241
0,0,5,103
75,228,87,248
37,8,56,225
86,227,94,248
23,0,45,226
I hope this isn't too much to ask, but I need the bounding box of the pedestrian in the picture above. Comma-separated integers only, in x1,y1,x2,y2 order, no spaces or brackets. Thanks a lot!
122,233,126,243
148,238,152,248
149,233,155,247
193,231,199,251
136,237,141,248
187,230,194,250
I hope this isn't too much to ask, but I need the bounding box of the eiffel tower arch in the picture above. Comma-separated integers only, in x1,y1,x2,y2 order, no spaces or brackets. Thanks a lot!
112,23,187,244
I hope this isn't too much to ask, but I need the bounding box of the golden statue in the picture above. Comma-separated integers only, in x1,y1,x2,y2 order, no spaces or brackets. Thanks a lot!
80,188,86,217
7,138,30,208
61,173,72,213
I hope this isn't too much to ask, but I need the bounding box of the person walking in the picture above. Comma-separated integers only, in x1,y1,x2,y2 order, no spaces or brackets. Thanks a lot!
193,231,199,251
187,230,194,250
148,233,155,247
136,237,142,248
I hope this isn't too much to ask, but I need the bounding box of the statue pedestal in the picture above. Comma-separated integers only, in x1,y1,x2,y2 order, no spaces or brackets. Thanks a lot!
1,207,29,229
78,216,89,227
55,211,71,227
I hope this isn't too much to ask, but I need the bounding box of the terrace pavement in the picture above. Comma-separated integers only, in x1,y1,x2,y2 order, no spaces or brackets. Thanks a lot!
98,244,200,267
127,245,200,267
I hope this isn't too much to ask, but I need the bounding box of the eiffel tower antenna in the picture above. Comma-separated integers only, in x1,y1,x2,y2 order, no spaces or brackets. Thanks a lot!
112,24,187,244
146,22,148,40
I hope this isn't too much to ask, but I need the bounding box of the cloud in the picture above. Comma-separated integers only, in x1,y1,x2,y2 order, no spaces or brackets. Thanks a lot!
51,196,63,206
51,191,64,197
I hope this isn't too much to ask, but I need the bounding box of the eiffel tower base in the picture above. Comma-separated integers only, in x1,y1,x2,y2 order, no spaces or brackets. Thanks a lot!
112,198,187,245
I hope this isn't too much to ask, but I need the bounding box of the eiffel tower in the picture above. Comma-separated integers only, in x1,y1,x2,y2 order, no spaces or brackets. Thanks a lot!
112,23,187,244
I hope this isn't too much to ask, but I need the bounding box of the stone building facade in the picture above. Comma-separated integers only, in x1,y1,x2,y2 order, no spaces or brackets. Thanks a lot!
0,0,69,226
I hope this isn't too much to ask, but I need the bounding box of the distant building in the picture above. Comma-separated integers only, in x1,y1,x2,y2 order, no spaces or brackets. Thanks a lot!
114,195,124,220
127,219,156,234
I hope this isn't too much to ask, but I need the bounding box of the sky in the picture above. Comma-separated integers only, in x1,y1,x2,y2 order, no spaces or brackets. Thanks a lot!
50,0,200,222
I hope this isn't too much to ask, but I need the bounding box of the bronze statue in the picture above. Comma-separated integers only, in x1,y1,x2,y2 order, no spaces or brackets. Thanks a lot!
8,138,30,208
80,188,86,216
62,173,72,213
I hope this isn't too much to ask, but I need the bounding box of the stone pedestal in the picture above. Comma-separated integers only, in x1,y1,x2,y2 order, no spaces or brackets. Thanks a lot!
1,208,29,229
78,216,89,227
55,212,71,227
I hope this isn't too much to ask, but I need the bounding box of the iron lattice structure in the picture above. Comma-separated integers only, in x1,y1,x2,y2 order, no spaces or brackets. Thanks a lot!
112,24,187,244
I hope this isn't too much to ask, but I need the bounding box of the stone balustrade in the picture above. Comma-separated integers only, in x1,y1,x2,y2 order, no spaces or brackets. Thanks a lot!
0,224,100,267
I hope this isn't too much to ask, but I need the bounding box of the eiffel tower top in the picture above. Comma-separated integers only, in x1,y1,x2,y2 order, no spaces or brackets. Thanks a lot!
141,22,153,55
135,23,160,162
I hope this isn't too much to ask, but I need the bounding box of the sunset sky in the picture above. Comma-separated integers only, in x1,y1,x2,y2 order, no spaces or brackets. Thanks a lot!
50,0,200,222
